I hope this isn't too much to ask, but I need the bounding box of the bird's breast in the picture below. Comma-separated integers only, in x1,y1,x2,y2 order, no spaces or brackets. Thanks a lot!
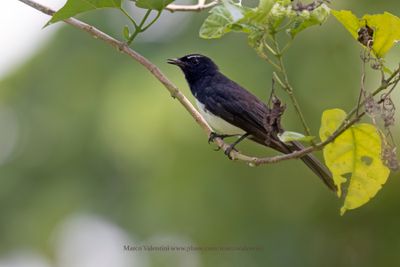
196,100,246,135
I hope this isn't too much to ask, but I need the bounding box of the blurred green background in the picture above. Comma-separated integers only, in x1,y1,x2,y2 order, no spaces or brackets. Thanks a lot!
0,0,399,266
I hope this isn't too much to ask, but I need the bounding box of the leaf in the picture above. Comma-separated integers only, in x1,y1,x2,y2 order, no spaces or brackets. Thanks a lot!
288,4,330,37
136,0,174,11
199,2,247,39
363,12,400,57
48,0,122,25
247,28,265,53
243,0,276,25
319,109,390,215
278,131,315,143
123,25,130,40
199,6,233,39
331,10,360,40
267,0,299,30
258,0,276,16
332,10,400,57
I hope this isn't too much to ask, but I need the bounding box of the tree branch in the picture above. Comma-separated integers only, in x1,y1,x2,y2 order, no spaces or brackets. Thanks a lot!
17,0,243,160
166,0,219,12
16,0,400,170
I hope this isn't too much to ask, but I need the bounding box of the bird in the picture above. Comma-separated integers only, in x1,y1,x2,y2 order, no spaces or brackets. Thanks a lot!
168,54,336,192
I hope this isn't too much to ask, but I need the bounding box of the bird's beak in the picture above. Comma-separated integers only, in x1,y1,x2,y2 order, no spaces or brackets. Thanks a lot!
167,58,186,67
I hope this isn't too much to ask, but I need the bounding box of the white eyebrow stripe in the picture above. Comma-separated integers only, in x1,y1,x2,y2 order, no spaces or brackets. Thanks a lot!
186,55,201,59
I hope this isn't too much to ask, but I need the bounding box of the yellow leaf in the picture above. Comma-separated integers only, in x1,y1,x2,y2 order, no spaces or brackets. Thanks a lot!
331,10,361,40
319,109,390,215
332,10,400,57
362,12,400,57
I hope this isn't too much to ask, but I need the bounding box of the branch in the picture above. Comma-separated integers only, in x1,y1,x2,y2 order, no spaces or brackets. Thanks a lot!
17,0,243,159
166,0,218,12
250,114,363,166
17,0,400,170
342,65,400,127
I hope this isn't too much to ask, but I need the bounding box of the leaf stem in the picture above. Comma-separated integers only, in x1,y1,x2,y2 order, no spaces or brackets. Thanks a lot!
272,72,285,88
262,40,278,56
119,7,138,28
127,9,152,45
281,39,293,54
141,10,162,32
259,51,282,71
356,51,367,116
270,34,313,138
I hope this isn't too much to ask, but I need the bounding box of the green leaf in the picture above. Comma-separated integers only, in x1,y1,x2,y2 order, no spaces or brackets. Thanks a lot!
264,0,295,30
278,131,315,143
123,25,130,40
247,28,265,53
382,65,393,75
258,0,275,16
319,109,390,215
243,0,276,25
332,10,400,57
136,0,174,11
199,2,247,39
48,0,122,25
288,4,330,37
199,0,330,41
200,6,233,39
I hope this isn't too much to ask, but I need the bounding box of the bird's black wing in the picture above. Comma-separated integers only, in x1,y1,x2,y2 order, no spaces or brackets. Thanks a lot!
201,75,270,140
202,79,290,154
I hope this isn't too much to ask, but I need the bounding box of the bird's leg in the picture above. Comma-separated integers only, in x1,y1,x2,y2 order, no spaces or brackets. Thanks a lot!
208,132,240,144
224,133,250,159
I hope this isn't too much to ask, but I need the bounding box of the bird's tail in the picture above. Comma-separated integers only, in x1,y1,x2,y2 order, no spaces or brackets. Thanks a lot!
251,137,337,192
290,141,337,192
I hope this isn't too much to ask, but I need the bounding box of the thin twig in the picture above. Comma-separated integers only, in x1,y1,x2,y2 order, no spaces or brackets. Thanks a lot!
270,34,313,138
120,7,162,45
141,10,162,32
356,50,368,116
345,65,400,123
252,113,363,166
259,51,282,71
380,76,400,103
119,7,138,28
127,9,152,44
166,0,219,12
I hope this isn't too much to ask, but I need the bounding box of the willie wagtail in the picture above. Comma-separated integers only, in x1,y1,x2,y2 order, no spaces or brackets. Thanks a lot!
168,54,336,192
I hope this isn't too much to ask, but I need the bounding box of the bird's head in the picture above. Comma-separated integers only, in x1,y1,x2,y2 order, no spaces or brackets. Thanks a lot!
168,54,219,83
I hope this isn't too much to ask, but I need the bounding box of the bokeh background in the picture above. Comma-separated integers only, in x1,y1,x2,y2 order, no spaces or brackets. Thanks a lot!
0,0,399,266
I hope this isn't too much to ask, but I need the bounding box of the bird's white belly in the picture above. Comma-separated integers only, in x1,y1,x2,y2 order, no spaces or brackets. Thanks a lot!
196,100,246,135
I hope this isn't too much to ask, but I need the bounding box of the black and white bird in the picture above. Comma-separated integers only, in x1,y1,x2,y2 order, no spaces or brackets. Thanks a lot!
168,54,336,192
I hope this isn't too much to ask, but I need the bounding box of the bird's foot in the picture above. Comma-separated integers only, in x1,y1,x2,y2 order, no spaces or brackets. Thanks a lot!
224,144,238,160
208,132,219,144
208,132,237,144
223,133,250,159
208,132,239,151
